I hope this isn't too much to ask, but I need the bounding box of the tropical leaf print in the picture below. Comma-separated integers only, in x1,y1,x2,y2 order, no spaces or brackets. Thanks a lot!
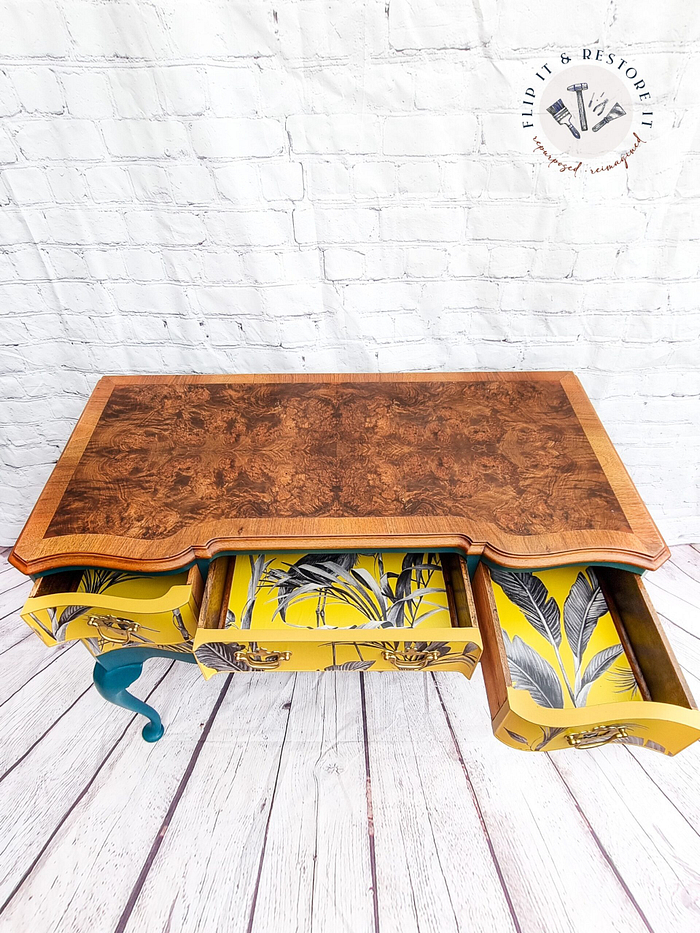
79,569,143,595
194,641,250,672
225,609,237,628
563,569,608,665
325,660,375,671
610,663,640,697
534,726,568,751
576,645,624,705
494,565,640,710
491,567,562,647
502,633,564,709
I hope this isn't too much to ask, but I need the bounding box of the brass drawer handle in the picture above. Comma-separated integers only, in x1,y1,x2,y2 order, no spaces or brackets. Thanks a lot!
87,614,140,650
382,649,441,671
566,725,629,749
234,649,291,670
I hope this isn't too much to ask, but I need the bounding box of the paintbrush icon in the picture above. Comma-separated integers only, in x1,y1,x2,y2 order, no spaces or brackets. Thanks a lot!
547,99,581,139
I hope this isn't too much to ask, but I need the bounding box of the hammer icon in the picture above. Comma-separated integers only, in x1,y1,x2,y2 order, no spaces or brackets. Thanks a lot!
568,83,589,131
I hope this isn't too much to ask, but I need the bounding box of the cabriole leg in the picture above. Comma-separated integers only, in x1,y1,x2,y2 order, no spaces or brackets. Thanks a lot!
93,658,164,742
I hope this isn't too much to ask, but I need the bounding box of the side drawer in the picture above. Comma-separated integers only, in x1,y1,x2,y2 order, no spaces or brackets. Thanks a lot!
194,551,482,678
473,562,700,756
20,566,204,656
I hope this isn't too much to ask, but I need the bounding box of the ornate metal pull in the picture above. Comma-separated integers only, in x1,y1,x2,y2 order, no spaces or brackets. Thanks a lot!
234,648,291,670
382,649,441,671
566,725,629,749
87,614,140,650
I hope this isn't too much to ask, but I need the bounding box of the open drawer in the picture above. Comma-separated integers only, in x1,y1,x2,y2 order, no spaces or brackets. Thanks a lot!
473,562,700,756
194,551,481,677
20,566,204,656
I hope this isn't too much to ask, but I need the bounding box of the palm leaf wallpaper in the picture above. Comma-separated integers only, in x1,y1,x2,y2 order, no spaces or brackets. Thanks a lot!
226,552,451,631
490,564,642,710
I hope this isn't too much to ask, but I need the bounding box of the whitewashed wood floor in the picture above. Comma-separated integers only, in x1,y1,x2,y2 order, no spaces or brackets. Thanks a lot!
1,547,700,932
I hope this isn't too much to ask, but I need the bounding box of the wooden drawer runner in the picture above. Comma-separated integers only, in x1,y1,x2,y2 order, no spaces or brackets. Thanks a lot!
20,566,204,656
473,562,700,756
194,551,481,677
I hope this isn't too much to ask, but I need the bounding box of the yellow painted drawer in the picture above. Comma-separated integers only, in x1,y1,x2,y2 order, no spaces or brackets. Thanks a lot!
20,566,204,656
194,551,481,677
473,562,700,756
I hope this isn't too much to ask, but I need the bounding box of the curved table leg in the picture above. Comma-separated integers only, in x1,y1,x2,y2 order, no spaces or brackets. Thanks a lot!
93,658,165,742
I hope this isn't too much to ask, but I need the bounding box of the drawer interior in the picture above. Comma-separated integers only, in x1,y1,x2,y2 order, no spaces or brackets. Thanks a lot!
22,565,203,648
195,550,481,677
474,561,700,755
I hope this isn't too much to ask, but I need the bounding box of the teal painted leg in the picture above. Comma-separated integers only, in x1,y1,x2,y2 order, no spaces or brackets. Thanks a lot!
93,659,165,742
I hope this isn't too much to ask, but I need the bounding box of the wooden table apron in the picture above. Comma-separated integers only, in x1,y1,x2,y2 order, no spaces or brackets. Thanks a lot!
9,372,670,740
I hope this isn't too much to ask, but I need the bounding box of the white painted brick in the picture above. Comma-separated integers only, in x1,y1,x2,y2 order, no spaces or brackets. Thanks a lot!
122,250,167,283
344,282,421,313
0,211,48,245
191,118,285,158
556,205,646,244
160,2,276,59
241,249,321,286
2,167,52,205
389,0,485,51
574,247,619,281
276,3,371,59
128,165,172,202
41,247,89,280
45,167,89,203
203,252,245,284
304,161,352,200
15,121,105,161
111,283,189,315
260,162,304,201
488,163,534,199
442,161,488,199
6,248,48,280
208,68,259,117
192,285,264,317
404,247,448,278
213,162,260,202
61,72,114,119
489,246,535,278
102,120,190,159
398,162,440,196
468,204,558,241
163,249,203,283
83,248,127,280
353,162,396,199
448,244,490,277
0,70,20,116
85,166,133,202
364,247,405,280
532,248,576,279
63,2,168,59
380,206,463,242
169,164,217,204
153,67,207,117
0,1,70,56
384,115,478,156
264,283,342,317
0,128,17,164
45,209,127,246
109,70,162,119
205,210,293,247
288,114,382,156
258,63,303,118
293,206,379,245
323,248,364,281
125,211,206,246
12,68,64,114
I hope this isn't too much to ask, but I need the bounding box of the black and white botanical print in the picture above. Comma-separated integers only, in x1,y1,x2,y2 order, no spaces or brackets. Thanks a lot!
491,566,627,709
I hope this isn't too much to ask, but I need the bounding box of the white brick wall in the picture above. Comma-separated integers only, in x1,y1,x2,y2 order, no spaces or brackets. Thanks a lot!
0,0,699,544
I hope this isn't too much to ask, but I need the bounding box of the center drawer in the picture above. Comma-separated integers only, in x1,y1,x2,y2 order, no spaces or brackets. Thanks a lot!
193,551,481,677
473,562,700,756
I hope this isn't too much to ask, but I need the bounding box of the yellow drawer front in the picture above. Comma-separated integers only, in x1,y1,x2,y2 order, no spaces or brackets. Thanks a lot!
194,551,481,678
473,562,700,756
21,566,203,656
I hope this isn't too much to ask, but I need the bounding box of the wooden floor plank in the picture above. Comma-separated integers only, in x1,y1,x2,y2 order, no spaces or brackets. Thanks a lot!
0,658,172,908
0,637,74,708
250,673,376,933
0,563,28,591
0,609,32,654
0,664,225,933
657,547,700,598
0,578,32,622
552,747,700,933
433,669,651,933
0,645,94,778
363,671,519,933
121,673,296,933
